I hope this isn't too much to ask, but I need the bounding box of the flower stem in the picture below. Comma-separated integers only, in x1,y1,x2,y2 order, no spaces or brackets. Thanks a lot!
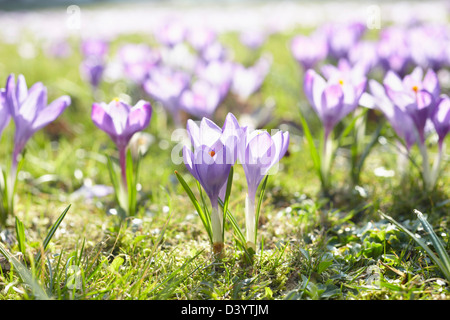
245,193,256,252
418,141,432,192
119,146,128,190
321,131,333,191
210,198,224,256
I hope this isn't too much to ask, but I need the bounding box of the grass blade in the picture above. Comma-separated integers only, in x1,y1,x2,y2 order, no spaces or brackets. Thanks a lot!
0,243,50,300
35,204,71,265
379,210,450,281
15,217,26,255
298,109,321,182
255,175,269,245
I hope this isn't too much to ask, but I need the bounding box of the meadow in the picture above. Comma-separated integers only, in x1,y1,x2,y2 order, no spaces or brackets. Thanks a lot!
0,1,448,301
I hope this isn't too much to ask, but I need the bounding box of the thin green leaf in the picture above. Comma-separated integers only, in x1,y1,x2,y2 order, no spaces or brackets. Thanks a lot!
126,149,137,216
107,156,120,204
15,217,26,256
298,109,321,180
35,204,71,265
222,167,234,241
415,209,450,276
175,171,212,243
379,210,450,281
255,175,269,244
0,243,50,300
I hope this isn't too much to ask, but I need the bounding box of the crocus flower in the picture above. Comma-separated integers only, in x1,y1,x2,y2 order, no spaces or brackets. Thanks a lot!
91,98,152,186
322,22,365,60
347,41,379,75
195,60,234,100
5,74,71,171
180,80,222,119
117,44,160,84
183,113,242,254
383,67,440,144
0,89,10,139
80,39,109,90
200,41,228,63
238,127,289,251
231,56,271,101
431,95,450,150
143,66,190,126
377,27,412,77
303,66,367,139
240,30,267,50
81,39,108,59
186,26,216,53
154,20,186,48
291,34,328,70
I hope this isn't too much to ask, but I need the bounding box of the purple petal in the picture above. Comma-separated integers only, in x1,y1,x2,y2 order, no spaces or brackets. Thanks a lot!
32,95,71,131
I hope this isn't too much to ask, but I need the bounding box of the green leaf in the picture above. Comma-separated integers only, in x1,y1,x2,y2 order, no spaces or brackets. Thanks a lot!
175,171,212,243
126,149,137,216
255,175,268,244
0,243,50,300
298,109,321,182
15,217,26,256
35,204,71,265
107,156,120,204
415,209,450,278
222,167,234,242
379,210,450,281
109,256,124,273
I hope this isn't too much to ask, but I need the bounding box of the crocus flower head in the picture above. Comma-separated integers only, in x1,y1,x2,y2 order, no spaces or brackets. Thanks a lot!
360,79,417,150
117,44,161,83
183,113,242,204
291,33,328,70
238,128,289,200
155,20,186,48
195,60,234,100
91,98,152,151
0,89,10,139
180,80,222,119
231,56,271,101
383,67,440,143
303,65,367,138
240,30,267,50
187,26,216,53
81,39,108,59
431,95,450,149
143,66,190,125
323,22,366,60
377,27,412,76
5,74,71,162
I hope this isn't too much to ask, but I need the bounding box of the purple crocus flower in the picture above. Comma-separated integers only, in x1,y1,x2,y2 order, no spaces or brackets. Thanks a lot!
117,44,161,84
183,113,241,254
154,20,186,48
0,89,11,139
91,98,152,185
186,26,216,53
5,74,71,171
180,80,222,119
303,66,367,139
347,41,379,75
377,27,412,77
383,67,440,144
360,79,417,150
431,95,450,149
231,55,271,101
238,127,289,250
200,41,228,63
240,30,267,50
80,39,109,91
195,60,235,100
143,66,190,126
322,22,365,60
291,34,328,70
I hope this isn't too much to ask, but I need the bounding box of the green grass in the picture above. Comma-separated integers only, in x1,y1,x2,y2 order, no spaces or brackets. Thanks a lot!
0,23,448,301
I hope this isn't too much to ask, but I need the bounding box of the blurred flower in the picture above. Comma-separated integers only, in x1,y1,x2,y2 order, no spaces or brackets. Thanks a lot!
240,30,266,49
117,44,160,83
154,20,186,48
231,55,271,101
431,95,450,149
143,66,190,126
81,39,108,59
196,60,234,100
5,74,71,168
347,41,379,75
383,67,440,143
322,22,365,60
80,39,109,90
180,80,221,119
408,24,450,71
200,41,228,63
128,132,155,159
291,33,328,70
187,26,216,53
0,89,11,139
377,27,412,77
